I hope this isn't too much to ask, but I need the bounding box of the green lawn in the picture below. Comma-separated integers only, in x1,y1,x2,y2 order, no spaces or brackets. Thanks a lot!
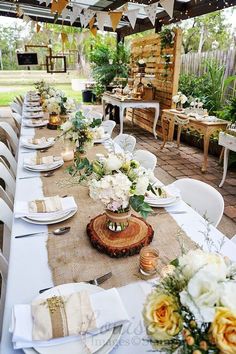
0,84,82,106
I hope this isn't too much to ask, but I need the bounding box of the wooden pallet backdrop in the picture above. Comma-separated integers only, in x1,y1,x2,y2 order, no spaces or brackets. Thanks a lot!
126,28,182,137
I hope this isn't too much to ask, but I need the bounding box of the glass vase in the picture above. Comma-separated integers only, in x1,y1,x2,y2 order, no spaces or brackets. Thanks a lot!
105,209,131,232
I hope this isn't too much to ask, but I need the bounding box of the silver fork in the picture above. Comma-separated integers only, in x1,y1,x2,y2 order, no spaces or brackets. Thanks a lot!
39,272,112,293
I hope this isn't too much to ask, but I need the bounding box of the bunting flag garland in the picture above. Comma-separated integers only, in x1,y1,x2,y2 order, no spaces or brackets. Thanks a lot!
144,2,159,26
159,0,175,18
61,32,68,44
70,4,82,25
61,7,69,20
109,11,123,31
79,13,85,27
96,11,109,31
90,26,97,37
51,0,58,13
83,9,96,28
57,0,68,15
68,33,74,44
16,4,24,17
89,16,95,29
36,23,41,33
126,8,139,29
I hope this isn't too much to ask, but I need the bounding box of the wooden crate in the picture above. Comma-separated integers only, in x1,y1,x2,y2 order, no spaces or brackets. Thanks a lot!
127,29,182,138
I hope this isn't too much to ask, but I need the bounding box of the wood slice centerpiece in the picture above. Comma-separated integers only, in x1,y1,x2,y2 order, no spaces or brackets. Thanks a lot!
87,213,154,258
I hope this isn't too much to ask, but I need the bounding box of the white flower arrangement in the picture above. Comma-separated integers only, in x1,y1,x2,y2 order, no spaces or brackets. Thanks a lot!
172,91,188,105
143,248,236,353
68,151,155,217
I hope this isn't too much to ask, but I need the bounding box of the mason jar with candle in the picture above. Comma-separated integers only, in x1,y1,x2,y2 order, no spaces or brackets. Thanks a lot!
61,140,75,162
139,246,159,275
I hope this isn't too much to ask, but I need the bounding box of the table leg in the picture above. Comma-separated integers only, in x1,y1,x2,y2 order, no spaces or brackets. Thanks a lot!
119,106,124,134
177,125,182,148
219,147,224,164
153,105,159,139
219,148,229,187
202,133,210,172
102,98,107,121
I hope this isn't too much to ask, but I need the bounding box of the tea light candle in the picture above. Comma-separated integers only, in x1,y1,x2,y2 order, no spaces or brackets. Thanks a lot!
139,246,159,275
61,149,74,162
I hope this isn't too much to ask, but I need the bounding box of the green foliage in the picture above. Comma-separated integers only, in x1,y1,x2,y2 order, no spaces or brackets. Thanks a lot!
129,195,153,219
217,97,236,123
89,41,130,98
179,60,236,116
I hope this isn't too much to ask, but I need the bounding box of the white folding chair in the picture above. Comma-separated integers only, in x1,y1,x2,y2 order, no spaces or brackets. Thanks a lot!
0,198,13,258
11,112,21,133
0,122,18,156
10,102,22,115
0,185,13,209
133,149,157,171
101,120,116,137
113,134,136,153
87,110,103,121
173,178,224,227
14,96,23,107
0,161,16,197
0,249,8,334
0,142,17,177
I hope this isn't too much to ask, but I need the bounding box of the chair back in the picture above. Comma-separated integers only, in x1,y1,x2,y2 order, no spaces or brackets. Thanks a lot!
0,142,17,176
0,185,13,209
0,161,16,195
10,102,22,115
0,122,18,155
173,178,224,227
113,134,136,153
101,120,116,136
133,149,157,171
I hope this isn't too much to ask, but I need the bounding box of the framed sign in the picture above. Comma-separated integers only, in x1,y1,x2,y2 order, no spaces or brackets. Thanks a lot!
17,52,38,66
46,55,67,73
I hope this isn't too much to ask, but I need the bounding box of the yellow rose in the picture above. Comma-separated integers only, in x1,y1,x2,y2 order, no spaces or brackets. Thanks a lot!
210,307,236,354
143,292,182,340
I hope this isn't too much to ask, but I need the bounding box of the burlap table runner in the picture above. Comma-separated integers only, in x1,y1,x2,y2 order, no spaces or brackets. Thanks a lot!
34,127,197,289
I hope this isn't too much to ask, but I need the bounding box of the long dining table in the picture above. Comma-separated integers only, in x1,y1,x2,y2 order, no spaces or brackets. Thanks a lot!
1,95,236,354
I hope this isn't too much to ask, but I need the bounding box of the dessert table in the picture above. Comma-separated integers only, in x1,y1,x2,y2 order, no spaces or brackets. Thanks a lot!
161,109,229,172
102,92,160,138
1,96,236,354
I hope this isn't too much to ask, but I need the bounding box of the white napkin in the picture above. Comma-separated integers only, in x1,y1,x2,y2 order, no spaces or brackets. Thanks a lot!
14,196,77,219
145,184,181,205
24,155,62,167
11,288,130,349
22,137,54,148
23,112,44,119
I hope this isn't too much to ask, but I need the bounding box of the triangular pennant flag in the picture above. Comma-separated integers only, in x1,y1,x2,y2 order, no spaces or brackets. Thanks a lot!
96,11,109,31
51,0,58,13
109,11,123,31
23,14,31,23
126,8,139,29
16,5,24,17
79,13,85,27
56,0,68,15
68,33,74,44
144,2,158,26
90,26,97,37
36,23,41,33
159,0,175,18
61,7,69,20
70,4,82,25
45,0,51,6
83,9,96,28
121,3,128,12
89,16,95,29
61,32,68,44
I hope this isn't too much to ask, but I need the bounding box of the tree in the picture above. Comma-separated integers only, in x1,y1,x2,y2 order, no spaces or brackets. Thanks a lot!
179,9,233,53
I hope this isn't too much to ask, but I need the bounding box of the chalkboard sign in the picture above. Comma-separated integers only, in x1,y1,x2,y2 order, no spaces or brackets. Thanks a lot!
17,53,38,66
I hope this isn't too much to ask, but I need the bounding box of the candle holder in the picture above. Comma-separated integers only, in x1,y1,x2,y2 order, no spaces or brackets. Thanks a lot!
61,140,75,162
47,113,61,130
139,246,159,276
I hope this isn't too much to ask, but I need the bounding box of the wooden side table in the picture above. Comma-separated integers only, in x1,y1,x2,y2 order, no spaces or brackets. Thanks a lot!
161,109,229,172
218,132,236,187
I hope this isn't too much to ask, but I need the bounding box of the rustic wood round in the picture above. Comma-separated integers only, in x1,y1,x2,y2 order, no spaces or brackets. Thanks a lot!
87,213,154,258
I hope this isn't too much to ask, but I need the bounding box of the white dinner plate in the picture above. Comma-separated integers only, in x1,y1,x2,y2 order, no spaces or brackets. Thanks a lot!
23,283,123,354
23,121,48,128
23,114,44,119
24,161,64,172
145,196,181,208
93,134,110,144
21,138,55,150
22,208,77,225
23,107,43,112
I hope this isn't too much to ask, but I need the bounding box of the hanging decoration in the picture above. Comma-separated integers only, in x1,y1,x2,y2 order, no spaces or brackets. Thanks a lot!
83,9,96,28
61,7,69,21
70,4,82,25
109,11,123,31
90,26,97,37
125,8,139,29
16,4,24,17
96,11,109,31
159,0,175,18
61,32,68,45
36,22,41,33
89,16,96,29
144,2,159,26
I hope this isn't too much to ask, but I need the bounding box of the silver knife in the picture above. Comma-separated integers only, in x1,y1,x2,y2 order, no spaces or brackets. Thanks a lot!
39,272,113,294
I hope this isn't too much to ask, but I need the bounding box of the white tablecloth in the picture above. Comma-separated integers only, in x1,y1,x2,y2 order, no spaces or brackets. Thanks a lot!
1,111,236,354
